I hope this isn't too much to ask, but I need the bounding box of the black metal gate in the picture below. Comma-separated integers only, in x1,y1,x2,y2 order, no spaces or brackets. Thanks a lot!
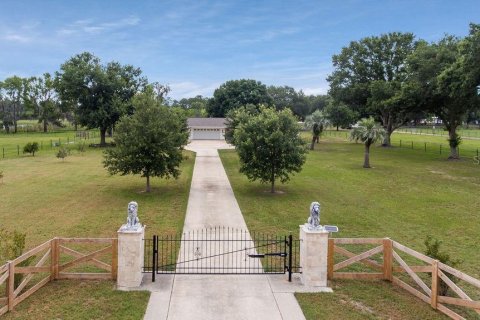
144,227,301,282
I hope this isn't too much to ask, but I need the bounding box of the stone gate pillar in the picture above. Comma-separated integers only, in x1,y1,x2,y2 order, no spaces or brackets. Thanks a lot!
299,225,329,287
117,226,145,289
116,201,145,290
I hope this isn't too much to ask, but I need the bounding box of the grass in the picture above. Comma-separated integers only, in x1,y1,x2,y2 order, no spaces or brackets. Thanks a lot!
2,280,149,320
0,148,195,247
297,280,449,320
219,137,480,319
396,126,480,138
321,129,480,158
0,145,195,318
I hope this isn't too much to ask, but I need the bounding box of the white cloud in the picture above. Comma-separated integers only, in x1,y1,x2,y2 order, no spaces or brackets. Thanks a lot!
169,81,219,99
57,15,140,36
302,85,329,96
3,33,31,43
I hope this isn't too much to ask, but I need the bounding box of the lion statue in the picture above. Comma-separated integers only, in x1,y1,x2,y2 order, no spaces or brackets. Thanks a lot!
125,201,140,230
307,201,321,230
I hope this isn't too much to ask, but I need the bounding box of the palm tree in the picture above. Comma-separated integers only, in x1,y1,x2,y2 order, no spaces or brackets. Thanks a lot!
305,110,329,150
350,117,385,168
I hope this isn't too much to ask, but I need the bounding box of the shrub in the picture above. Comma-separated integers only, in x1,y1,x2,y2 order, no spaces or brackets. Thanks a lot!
23,142,39,156
77,142,86,154
0,170,3,184
0,228,33,287
424,235,462,296
56,146,70,161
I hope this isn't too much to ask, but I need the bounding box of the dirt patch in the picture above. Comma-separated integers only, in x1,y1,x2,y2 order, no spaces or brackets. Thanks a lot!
339,296,375,315
263,190,285,194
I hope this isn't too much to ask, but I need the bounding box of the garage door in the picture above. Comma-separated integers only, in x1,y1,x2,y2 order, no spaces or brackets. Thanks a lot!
192,128,221,140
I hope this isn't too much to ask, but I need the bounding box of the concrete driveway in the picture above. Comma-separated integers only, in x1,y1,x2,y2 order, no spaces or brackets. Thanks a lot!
143,140,306,320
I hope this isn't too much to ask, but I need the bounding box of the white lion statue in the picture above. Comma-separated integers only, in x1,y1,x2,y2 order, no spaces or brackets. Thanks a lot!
124,201,140,230
307,201,321,230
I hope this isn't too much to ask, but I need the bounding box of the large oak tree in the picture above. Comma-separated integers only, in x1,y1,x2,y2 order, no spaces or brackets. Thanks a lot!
328,32,417,146
207,79,272,117
55,52,147,145
406,24,480,159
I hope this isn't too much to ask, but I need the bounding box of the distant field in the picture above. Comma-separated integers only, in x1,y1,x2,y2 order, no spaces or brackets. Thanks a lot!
397,126,480,139
0,130,101,159
319,129,480,159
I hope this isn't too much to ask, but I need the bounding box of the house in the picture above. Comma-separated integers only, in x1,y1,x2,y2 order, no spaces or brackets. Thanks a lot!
187,118,227,140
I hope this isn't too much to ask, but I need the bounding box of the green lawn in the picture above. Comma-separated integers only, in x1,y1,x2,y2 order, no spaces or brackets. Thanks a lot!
219,138,480,319
0,148,194,246
0,146,195,318
297,280,449,320
2,280,149,320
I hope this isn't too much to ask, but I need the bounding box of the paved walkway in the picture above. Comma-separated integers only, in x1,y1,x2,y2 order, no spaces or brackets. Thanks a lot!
143,141,308,320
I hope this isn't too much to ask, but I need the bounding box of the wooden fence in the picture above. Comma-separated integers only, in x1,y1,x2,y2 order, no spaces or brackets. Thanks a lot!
0,237,117,316
328,238,480,320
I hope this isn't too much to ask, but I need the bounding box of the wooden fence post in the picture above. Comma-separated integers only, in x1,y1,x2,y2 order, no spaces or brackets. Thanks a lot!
383,238,393,281
112,238,118,280
431,260,439,309
54,238,59,279
50,238,58,281
327,239,334,280
7,261,14,311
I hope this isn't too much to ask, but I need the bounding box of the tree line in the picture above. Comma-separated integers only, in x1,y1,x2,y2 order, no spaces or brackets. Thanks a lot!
328,23,480,159
202,23,480,160
165,81,330,121
0,52,163,146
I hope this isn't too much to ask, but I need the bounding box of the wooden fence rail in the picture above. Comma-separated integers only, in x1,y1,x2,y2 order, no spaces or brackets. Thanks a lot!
0,237,118,316
328,238,480,320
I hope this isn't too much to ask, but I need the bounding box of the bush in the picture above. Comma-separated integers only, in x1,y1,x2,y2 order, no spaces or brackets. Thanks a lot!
424,235,462,296
0,228,33,287
23,142,39,156
56,146,70,161
0,170,3,184
77,142,86,154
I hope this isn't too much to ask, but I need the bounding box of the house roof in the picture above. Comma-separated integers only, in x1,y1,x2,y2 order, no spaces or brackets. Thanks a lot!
187,118,227,128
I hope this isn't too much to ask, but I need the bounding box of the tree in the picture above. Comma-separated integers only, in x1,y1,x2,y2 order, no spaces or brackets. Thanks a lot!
225,104,259,145
324,103,358,130
2,76,25,133
55,52,147,146
233,106,307,193
406,25,480,159
207,79,272,117
24,74,63,132
328,32,417,146
103,87,189,192
0,82,13,133
349,117,385,168
23,142,39,156
304,110,329,150
267,85,318,120
267,85,297,111
170,95,209,117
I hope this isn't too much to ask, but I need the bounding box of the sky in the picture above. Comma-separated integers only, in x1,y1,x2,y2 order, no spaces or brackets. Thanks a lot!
0,0,478,100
